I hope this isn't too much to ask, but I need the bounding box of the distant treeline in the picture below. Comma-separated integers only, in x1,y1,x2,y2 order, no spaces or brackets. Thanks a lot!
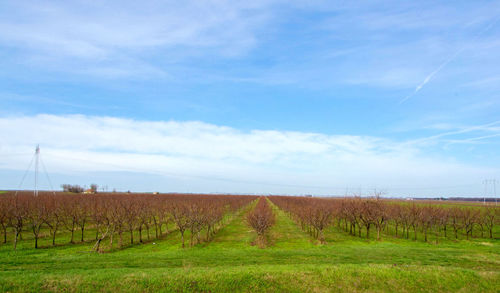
61,184,99,193
414,197,498,202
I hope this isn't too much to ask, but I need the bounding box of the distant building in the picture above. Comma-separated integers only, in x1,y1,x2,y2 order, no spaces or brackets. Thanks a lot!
83,189,96,194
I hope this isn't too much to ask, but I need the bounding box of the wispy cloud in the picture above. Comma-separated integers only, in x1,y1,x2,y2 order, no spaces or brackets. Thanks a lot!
0,0,277,78
462,75,500,89
404,120,500,146
0,92,116,110
445,133,500,145
399,15,500,104
0,0,498,92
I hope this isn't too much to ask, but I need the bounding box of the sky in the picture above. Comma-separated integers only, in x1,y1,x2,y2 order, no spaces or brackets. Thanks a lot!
0,0,499,197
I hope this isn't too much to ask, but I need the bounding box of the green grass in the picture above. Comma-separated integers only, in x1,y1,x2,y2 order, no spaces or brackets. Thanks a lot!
0,203,498,292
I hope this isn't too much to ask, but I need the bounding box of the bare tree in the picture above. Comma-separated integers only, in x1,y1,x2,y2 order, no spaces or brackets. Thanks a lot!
27,196,47,248
483,206,499,238
171,202,189,248
247,197,275,247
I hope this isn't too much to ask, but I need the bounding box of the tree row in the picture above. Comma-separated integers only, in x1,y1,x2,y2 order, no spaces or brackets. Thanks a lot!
0,192,256,250
269,196,499,243
246,197,275,247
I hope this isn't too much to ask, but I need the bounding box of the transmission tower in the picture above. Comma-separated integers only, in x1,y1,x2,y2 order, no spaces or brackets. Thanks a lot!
483,179,487,204
482,179,498,205
15,145,55,197
494,179,497,206
34,145,40,197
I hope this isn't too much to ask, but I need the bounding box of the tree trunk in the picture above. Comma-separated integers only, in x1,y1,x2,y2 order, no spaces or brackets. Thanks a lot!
13,229,20,250
52,230,57,246
319,230,325,243
95,239,101,252
110,232,114,250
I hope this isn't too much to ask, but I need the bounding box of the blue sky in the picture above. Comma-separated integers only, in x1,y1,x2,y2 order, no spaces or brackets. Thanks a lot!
0,0,499,197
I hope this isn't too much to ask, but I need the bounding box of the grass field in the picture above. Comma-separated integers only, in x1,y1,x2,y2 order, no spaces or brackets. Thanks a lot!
0,200,498,292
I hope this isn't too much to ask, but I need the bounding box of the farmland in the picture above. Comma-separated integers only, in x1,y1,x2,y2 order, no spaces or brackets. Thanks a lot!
0,192,499,292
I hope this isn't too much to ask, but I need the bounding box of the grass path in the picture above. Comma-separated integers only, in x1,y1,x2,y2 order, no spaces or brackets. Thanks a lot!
209,200,257,248
267,199,315,249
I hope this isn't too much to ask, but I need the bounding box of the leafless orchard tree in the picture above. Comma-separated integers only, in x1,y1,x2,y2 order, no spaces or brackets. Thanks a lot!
247,197,275,247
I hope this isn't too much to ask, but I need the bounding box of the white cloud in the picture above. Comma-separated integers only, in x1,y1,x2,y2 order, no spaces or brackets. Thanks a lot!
0,114,497,196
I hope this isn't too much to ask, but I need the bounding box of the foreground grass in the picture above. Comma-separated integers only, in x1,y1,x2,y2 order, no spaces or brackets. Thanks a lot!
0,203,498,292
2,264,497,293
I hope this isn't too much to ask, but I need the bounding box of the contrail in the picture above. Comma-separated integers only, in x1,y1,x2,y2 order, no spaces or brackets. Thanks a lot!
403,120,500,146
448,133,500,144
399,48,464,104
399,15,500,104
